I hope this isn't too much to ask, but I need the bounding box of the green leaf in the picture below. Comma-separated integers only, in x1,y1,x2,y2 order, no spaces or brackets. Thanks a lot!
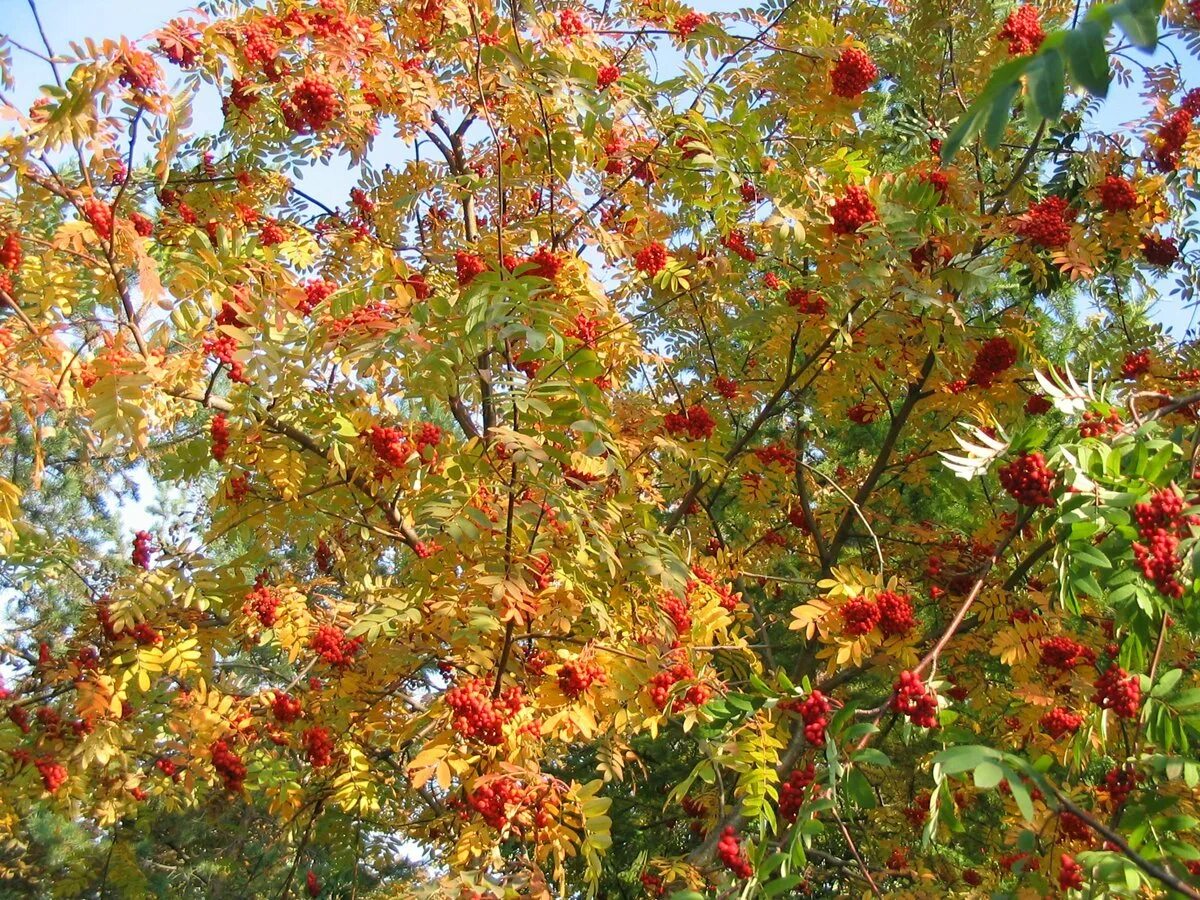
1063,21,1111,96
1073,544,1112,569
1152,668,1184,698
973,761,1005,789
1111,0,1162,50
853,748,891,767
763,875,804,897
1025,48,1066,123
983,79,1021,147
846,768,876,808
932,745,992,776
1008,776,1036,822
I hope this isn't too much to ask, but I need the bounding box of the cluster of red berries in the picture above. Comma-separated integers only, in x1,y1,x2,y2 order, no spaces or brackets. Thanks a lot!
752,441,796,471
686,565,740,613
716,826,753,878
1058,854,1084,890
741,180,760,203
1093,664,1141,718
131,622,162,646
659,592,693,634
786,288,828,316
118,49,160,92
664,404,716,441
518,246,563,280
634,242,668,276
129,211,154,237
455,250,488,286
1098,175,1138,213
282,75,340,133
558,8,587,37
847,401,880,425
83,198,114,240
0,233,21,273
778,763,816,822
1039,636,1095,671
674,10,708,37
1040,705,1084,739
1104,764,1139,807
211,739,246,791
1025,394,1053,415
210,413,230,462
310,624,363,668
998,451,1056,507
298,279,335,315
830,48,878,98
244,583,281,627
157,18,201,68
841,595,881,636
876,590,916,636
302,726,335,767
998,5,1045,55
1079,409,1123,438
830,185,878,235
364,425,413,468
640,872,665,896
648,658,707,711
467,776,527,829
36,757,67,794
1154,109,1192,171
797,690,830,745
1016,196,1074,249
1141,234,1180,267
1132,487,1190,597
967,337,1017,387
566,313,601,349
713,376,739,399
260,218,287,246
204,333,248,382
155,757,181,780
723,230,757,262
132,530,155,569
445,678,524,745
1121,349,1152,378
558,659,605,699
597,64,620,89
306,870,321,897
272,691,303,723
892,671,938,727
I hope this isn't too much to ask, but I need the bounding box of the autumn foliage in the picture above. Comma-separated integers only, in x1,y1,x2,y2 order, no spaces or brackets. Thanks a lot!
1,0,1200,897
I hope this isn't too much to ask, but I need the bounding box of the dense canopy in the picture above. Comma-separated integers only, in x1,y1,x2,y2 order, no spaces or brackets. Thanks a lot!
1,0,1200,896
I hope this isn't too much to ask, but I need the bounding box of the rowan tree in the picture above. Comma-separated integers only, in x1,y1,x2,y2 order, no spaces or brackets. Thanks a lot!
1,0,1200,897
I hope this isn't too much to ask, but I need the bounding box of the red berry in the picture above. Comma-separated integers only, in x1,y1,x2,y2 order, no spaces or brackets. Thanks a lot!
302,725,335,767
1098,175,1137,213
83,199,114,240
1142,233,1179,267
1015,196,1074,249
841,595,880,636
211,739,246,791
557,658,605,699
455,250,487,286
830,48,878,98
0,233,23,272
283,75,340,132
634,242,668,276
998,452,1056,507
997,5,1045,55
35,757,68,794
1039,705,1083,739
830,185,878,235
